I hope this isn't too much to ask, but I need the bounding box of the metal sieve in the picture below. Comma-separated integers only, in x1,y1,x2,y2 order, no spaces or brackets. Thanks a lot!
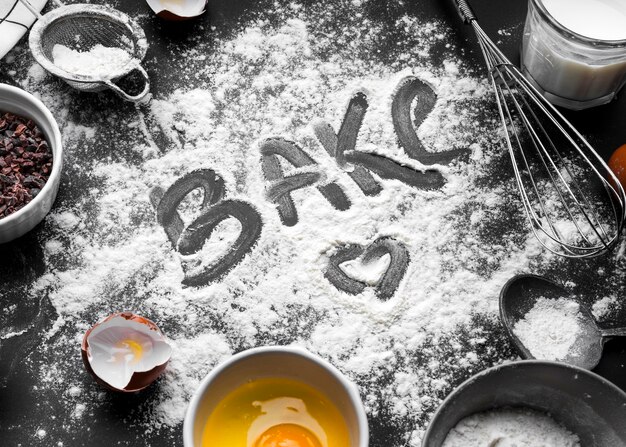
23,1,149,102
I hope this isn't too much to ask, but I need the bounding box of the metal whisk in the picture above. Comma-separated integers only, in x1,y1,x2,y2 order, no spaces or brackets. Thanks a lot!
452,0,626,258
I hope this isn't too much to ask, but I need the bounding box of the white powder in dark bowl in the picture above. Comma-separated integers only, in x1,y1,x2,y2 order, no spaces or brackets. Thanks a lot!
442,407,580,447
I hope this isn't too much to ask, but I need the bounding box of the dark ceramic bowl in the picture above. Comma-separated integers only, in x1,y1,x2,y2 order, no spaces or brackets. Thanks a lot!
422,360,626,446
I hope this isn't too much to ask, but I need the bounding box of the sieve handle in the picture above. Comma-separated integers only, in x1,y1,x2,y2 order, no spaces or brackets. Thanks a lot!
104,65,151,103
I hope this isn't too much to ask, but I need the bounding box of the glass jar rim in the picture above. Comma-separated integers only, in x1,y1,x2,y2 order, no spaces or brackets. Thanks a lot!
530,0,626,47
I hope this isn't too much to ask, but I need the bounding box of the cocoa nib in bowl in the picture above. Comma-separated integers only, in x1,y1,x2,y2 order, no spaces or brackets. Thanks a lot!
0,111,53,219
0,83,62,244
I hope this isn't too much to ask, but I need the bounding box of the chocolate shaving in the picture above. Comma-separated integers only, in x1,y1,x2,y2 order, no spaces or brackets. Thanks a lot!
0,111,53,219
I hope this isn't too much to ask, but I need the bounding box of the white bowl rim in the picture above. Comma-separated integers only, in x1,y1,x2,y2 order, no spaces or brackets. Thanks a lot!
182,345,369,447
0,83,63,229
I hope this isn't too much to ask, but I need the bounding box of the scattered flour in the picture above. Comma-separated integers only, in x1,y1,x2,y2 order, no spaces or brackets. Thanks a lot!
0,328,29,340
513,297,582,361
67,386,82,397
592,295,619,321
442,408,580,447
49,210,81,230
340,253,391,286
72,403,86,419
1,0,603,445
44,239,64,255
52,44,134,78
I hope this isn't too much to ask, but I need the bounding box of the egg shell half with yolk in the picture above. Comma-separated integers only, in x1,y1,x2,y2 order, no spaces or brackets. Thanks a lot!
81,312,172,392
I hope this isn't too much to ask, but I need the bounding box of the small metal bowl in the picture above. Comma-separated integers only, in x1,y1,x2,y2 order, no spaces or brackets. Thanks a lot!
422,360,626,446
0,84,63,244
183,346,369,447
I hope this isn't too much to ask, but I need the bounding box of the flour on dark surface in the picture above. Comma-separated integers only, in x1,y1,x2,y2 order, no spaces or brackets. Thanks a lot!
1,1,626,446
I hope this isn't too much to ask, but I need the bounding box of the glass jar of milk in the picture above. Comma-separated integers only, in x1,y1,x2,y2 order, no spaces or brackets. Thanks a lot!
521,0,626,110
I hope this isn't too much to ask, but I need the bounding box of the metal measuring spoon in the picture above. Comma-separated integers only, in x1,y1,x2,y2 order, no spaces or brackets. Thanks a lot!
499,274,626,370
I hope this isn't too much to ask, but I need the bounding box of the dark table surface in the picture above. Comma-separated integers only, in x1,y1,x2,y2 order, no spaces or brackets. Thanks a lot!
1,0,625,446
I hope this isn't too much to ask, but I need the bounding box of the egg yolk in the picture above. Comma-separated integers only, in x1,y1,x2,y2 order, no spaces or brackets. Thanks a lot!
255,424,323,447
115,339,144,364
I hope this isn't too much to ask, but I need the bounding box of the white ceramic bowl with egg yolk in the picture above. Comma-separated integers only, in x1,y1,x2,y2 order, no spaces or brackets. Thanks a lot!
0,83,62,244
183,346,369,447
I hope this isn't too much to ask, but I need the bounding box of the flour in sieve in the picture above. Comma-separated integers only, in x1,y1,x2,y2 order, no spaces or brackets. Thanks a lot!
52,44,134,78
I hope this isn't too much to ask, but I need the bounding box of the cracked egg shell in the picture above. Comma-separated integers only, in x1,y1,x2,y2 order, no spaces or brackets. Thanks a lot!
81,312,172,393
145,0,208,21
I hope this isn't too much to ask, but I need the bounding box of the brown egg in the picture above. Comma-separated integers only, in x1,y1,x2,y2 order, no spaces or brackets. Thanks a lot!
81,312,172,392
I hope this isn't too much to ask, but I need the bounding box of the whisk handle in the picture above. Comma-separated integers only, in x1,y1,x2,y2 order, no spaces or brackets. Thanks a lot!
104,65,151,103
451,0,476,24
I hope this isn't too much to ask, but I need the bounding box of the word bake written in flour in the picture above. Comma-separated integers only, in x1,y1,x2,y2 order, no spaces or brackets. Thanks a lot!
324,236,409,301
261,76,468,226
149,77,462,289
149,169,262,287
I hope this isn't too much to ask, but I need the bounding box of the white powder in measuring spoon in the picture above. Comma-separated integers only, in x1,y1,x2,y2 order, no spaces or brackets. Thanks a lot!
52,44,134,78
442,408,580,447
513,297,582,361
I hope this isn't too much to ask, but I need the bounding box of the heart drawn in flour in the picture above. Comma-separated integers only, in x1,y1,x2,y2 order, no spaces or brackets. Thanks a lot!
324,236,409,301
150,169,262,287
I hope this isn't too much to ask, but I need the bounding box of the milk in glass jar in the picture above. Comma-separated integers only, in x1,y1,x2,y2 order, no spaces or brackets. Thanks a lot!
521,0,626,110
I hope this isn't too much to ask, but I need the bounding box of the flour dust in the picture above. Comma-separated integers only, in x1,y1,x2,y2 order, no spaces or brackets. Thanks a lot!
2,0,625,446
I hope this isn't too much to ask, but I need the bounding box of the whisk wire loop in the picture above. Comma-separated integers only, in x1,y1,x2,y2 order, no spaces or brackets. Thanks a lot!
464,15,626,258
508,86,605,248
